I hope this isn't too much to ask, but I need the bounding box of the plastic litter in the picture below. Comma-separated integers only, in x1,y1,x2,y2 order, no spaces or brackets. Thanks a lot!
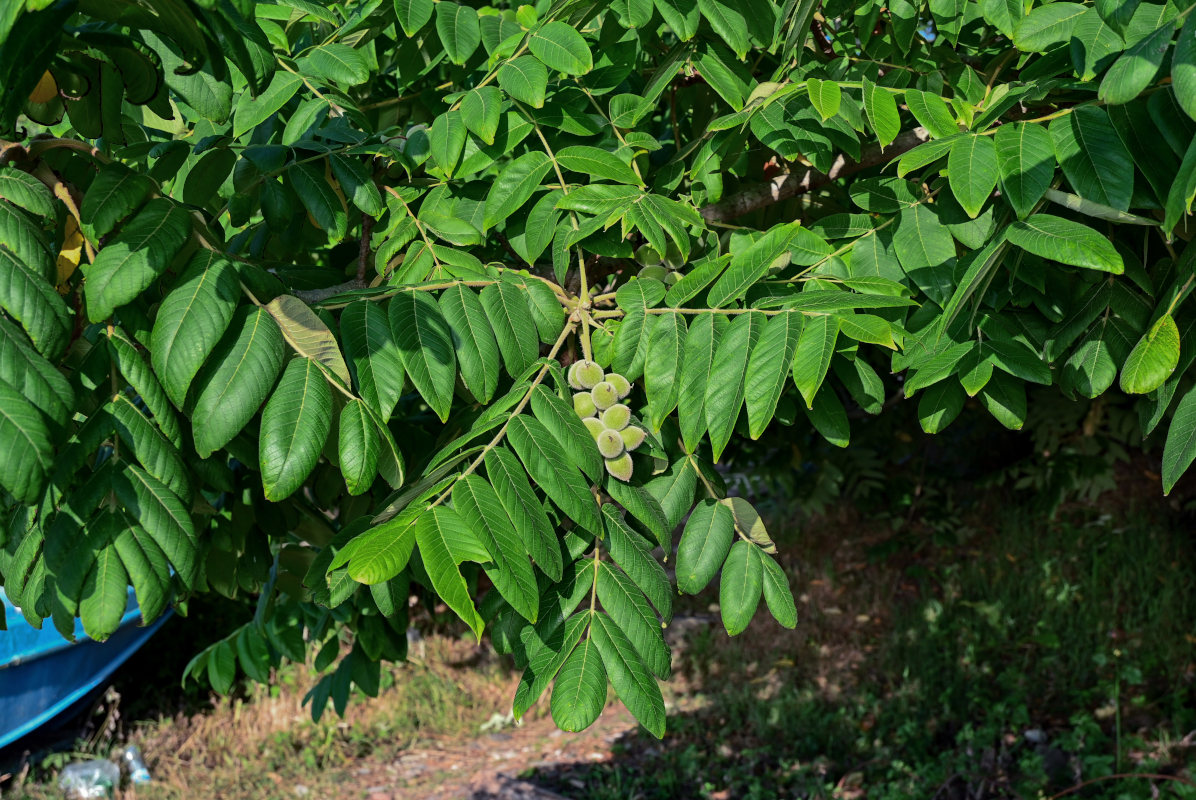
58,759,120,799
121,744,152,783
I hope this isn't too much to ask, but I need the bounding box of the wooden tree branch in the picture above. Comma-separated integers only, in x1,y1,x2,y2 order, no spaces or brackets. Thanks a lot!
356,213,376,283
293,278,368,304
699,126,931,223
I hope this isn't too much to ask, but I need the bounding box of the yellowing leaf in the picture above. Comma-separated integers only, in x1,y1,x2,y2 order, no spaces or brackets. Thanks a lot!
56,214,83,291
29,70,57,104
264,294,353,387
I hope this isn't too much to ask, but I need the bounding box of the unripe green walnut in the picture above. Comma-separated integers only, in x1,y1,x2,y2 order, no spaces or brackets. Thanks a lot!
635,244,662,267
582,417,605,438
620,425,646,451
591,381,618,410
663,242,684,270
767,251,792,275
573,359,604,390
573,392,597,419
602,404,631,431
605,453,634,482
596,429,625,458
637,265,669,282
567,362,584,391
605,373,631,399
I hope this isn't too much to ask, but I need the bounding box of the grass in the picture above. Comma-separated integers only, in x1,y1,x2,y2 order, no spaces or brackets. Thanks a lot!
4,635,523,798
530,502,1196,799
5,493,1196,799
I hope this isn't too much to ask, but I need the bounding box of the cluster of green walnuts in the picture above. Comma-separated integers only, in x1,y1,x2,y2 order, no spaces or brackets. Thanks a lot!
568,359,645,482
634,243,683,286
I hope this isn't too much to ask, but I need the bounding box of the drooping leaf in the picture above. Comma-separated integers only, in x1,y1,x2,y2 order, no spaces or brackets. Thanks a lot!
507,415,602,535
550,629,606,732
917,379,966,433
395,0,434,36
644,311,686,432
260,358,333,501
676,499,735,595
745,312,803,438
480,280,540,377
590,609,666,738
416,506,488,639
862,77,900,147
83,199,191,322
791,314,839,409
438,285,500,404
705,310,766,461
1174,12,1196,121
1163,384,1196,493
719,540,762,635
389,290,456,421
265,295,353,388
291,162,348,242
1050,107,1134,211
679,310,722,449
339,399,379,496
436,2,481,65
1120,313,1180,394
498,56,549,109
602,505,671,621
0,378,52,503
341,300,406,419
1099,22,1175,105
192,307,286,459
486,446,562,581
0,243,70,361
596,562,670,679
460,86,503,145
758,550,796,629
150,251,240,408
453,475,538,623
904,88,960,139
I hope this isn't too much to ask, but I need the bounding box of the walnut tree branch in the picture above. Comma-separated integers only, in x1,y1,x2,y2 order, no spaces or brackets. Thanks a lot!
698,126,930,223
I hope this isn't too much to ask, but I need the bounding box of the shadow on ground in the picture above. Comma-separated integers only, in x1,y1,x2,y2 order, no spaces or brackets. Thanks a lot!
500,504,1196,800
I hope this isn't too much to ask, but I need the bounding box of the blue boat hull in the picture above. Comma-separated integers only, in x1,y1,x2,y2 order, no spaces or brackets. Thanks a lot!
1,588,169,750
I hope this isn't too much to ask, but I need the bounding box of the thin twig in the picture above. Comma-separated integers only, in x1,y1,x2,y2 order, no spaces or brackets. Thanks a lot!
356,213,376,283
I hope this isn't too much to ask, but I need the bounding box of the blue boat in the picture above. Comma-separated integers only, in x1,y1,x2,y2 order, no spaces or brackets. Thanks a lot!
0,588,169,750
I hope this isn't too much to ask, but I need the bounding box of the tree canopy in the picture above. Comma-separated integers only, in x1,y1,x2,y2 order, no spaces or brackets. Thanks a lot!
0,0,1194,734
